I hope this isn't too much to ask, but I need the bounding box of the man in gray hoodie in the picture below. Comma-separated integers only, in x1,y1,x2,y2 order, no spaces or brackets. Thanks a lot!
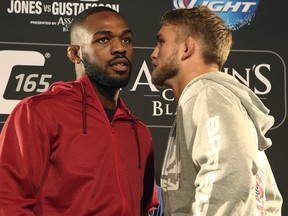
150,5,282,216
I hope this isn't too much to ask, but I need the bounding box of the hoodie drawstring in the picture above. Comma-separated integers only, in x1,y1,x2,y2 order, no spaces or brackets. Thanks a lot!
79,78,141,168
80,81,87,134
131,122,141,168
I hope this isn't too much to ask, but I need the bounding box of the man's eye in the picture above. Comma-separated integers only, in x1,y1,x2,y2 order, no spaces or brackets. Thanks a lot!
97,38,109,43
122,38,132,43
158,40,164,46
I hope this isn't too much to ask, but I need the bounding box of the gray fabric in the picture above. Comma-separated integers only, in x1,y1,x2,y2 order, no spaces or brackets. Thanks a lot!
161,72,282,215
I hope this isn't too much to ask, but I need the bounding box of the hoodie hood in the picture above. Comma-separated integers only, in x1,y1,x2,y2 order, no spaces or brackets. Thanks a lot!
185,72,274,151
48,76,138,133
47,75,142,167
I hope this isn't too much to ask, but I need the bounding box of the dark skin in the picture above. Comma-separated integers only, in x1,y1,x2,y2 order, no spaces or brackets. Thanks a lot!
67,11,133,109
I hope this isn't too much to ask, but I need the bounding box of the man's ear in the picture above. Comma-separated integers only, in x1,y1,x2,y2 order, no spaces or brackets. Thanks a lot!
67,45,82,64
181,36,195,61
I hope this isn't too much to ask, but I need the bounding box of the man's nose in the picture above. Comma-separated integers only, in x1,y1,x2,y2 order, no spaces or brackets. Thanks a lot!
150,47,159,60
111,39,126,54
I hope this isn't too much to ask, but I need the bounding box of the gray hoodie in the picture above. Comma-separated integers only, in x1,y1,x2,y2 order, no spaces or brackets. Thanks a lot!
161,72,282,215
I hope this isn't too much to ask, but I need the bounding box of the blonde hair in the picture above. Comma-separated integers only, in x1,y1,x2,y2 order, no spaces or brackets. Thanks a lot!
161,6,232,69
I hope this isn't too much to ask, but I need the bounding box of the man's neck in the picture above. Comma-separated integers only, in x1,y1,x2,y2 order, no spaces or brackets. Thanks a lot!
168,65,219,101
90,81,120,110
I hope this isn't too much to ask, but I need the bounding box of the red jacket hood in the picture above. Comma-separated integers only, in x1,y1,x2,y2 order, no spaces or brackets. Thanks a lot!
48,75,138,134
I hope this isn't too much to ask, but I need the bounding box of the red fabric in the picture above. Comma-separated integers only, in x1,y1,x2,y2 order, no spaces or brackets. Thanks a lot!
0,76,158,216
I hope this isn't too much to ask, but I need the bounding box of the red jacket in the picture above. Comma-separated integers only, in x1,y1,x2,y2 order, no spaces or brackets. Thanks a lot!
0,75,158,216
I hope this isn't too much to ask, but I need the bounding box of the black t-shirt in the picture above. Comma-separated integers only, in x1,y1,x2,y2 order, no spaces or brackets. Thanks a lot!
104,107,116,122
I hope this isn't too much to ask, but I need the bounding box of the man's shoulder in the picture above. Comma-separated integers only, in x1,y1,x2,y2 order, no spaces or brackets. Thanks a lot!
23,80,80,107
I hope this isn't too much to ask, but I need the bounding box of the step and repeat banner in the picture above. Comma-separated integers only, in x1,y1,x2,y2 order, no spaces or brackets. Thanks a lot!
0,0,287,214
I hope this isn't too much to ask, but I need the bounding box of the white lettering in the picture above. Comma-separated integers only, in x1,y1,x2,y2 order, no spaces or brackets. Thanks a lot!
7,0,42,14
242,2,257,12
254,64,271,95
175,0,258,13
231,68,250,87
152,101,175,116
152,101,163,116
161,178,180,191
222,65,272,96
51,2,119,16
222,1,242,12
195,116,220,214
162,88,174,101
207,116,219,137
130,61,158,92
57,17,73,26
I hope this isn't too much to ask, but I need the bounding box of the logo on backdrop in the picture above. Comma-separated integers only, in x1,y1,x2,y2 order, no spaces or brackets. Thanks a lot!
0,45,286,130
0,50,45,114
223,50,286,129
6,0,120,32
172,0,260,30
0,43,75,116
124,48,286,129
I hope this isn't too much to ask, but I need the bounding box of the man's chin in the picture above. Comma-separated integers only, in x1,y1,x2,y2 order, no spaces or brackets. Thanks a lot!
151,78,166,89
86,72,130,89
107,78,130,89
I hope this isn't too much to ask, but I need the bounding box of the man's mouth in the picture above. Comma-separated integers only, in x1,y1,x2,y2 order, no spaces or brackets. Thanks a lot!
110,58,130,72
151,61,157,69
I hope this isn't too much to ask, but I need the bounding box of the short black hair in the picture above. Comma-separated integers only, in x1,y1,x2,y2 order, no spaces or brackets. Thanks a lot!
70,6,120,33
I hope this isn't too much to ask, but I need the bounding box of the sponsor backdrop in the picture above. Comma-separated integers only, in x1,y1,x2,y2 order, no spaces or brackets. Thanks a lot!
0,0,287,213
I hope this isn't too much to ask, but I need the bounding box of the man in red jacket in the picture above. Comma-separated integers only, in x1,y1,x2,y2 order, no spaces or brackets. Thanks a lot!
0,7,158,215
